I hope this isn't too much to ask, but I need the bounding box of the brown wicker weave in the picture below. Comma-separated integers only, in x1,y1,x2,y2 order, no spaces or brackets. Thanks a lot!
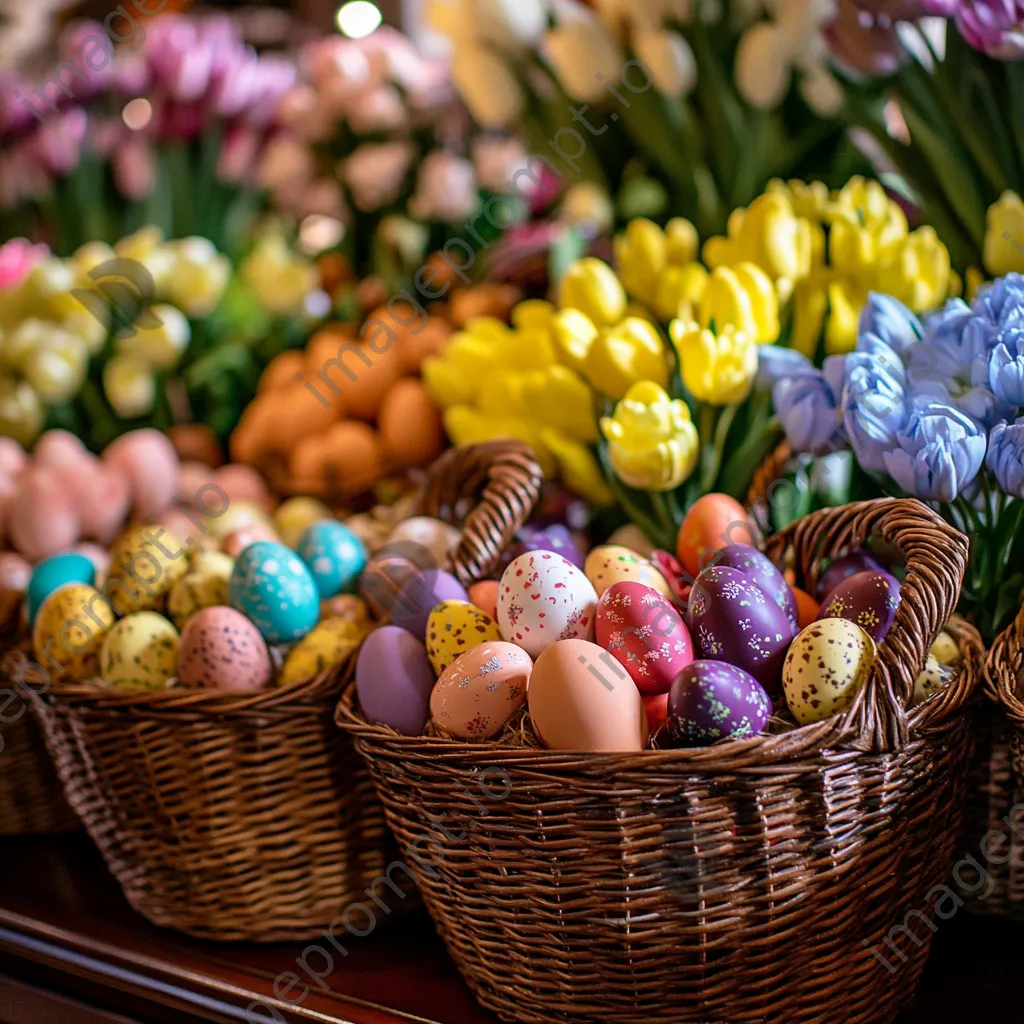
339,476,982,1024
15,654,403,942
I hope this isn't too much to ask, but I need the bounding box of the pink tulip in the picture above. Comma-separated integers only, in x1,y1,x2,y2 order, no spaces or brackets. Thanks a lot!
0,238,48,291
113,136,155,199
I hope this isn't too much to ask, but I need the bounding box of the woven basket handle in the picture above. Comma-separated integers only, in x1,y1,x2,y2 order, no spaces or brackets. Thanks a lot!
765,498,968,752
416,441,545,587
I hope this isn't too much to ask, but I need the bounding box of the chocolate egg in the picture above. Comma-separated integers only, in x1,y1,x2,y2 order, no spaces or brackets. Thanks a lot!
595,581,693,695
178,606,272,691
713,543,798,630
688,565,795,697
356,625,434,735
584,545,673,599
816,550,882,600
425,600,502,674
664,661,772,747
816,570,900,642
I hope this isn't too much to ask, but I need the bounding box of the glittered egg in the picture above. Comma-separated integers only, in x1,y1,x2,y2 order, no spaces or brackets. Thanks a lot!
584,545,673,599
664,661,772,747
389,516,460,567
425,600,502,674
33,583,115,681
100,612,179,691
816,570,901,643
713,543,797,630
497,551,598,658
167,571,230,630
356,625,434,735
178,606,272,691
688,565,795,696
391,569,469,640
275,496,333,549
280,616,372,687
27,552,95,624
229,541,319,644
106,524,189,615
296,520,368,599
782,618,875,725
912,655,947,706
430,641,531,739
595,581,693,695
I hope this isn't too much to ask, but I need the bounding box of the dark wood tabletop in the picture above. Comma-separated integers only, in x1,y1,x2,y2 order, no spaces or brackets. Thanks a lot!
0,833,1018,1024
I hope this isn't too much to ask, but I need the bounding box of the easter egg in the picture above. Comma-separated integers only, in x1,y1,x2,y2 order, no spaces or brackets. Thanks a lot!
229,541,319,644
782,618,875,725
425,600,502,674
222,523,279,559
100,612,179,691
33,583,115,681
296,520,368,599
73,543,110,582
791,586,819,629
167,571,230,630
506,524,584,571
468,580,499,620
430,641,532,739
595,581,693,695
0,552,31,626
190,549,234,578
816,550,882,600
203,501,273,541
930,630,961,667
497,551,598,658
664,661,772,747
642,691,669,735
528,638,648,751
389,516,460,567
320,593,371,625
178,606,272,691
391,569,469,640
584,545,672,599
912,655,946,707
27,552,95,624
106,524,189,615
356,625,434,734
816,570,901,643
359,541,443,621
607,524,655,558
688,565,795,696
676,494,756,579
274,496,332,549
280,616,372,687
713,543,797,630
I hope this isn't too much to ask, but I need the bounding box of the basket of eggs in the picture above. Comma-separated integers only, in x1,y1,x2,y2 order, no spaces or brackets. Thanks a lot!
338,442,983,1024
9,492,404,942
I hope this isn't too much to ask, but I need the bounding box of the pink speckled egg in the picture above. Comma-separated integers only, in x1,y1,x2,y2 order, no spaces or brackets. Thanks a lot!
178,606,272,691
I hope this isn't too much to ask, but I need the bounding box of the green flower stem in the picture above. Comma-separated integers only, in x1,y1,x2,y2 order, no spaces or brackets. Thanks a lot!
698,402,738,494
596,445,671,549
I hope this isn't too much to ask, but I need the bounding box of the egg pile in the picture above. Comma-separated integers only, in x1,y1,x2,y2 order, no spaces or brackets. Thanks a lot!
354,494,958,753
26,495,375,695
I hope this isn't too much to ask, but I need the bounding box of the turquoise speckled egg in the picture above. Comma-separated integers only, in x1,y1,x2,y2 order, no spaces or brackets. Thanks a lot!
229,541,319,643
296,520,367,599
27,552,96,624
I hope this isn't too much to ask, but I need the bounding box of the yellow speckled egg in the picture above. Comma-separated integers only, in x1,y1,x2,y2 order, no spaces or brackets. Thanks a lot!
167,571,230,630
782,618,875,725
100,612,180,691
33,583,115,681
912,655,947,707
425,600,502,675
190,550,234,578
280,616,372,686
275,497,333,549
929,630,961,667
584,545,672,599
107,525,189,614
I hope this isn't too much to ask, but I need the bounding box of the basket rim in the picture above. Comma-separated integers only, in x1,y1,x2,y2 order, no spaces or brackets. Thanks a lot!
989,602,1024,726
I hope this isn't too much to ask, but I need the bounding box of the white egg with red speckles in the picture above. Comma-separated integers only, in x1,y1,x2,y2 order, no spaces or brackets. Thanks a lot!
497,551,597,658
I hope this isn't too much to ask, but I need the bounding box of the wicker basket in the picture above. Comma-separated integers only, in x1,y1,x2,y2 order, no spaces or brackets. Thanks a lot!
339,457,982,1024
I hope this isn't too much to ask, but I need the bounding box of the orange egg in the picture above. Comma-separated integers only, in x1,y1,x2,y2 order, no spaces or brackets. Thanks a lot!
399,318,452,374
310,341,401,422
230,401,274,464
676,494,756,580
266,383,342,452
790,586,820,629
259,351,306,394
378,379,445,471
320,421,385,497
642,691,668,738
468,580,499,620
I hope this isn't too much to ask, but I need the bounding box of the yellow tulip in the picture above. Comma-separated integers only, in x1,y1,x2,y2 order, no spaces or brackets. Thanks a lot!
665,218,699,266
654,262,708,322
824,279,867,355
558,257,627,326
521,365,598,442
24,333,88,403
699,264,778,344
464,316,513,344
241,235,318,315
512,299,556,331
732,263,779,343
62,307,108,355
114,225,164,262
478,371,528,417
0,373,43,446
585,317,669,399
670,321,758,405
117,304,191,371
442,406,556,476
444,330,500,379
791,279,828,358
72,240,117,277
829,177,908,276
541,428,615,505
498,326,557,371
165,237,231,318
879,226,951,312
615,218,667,305
549,308,598,372
599,381,699,491
422,356,476,408
984,191,1024,276
767,178,831,220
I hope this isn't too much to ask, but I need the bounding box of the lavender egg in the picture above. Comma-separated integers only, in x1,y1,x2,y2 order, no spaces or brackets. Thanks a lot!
503,524,585,571
356,625,434,735
816,550,882,600
664,661,772,747
390,569,469,640
688,565,795,697
816,570,901,643
713,543,798,630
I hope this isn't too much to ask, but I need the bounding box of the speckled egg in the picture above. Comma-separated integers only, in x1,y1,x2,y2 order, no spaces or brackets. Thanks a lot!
178,606,272,691
296,520,368,599
280,616,372,687
33,583,115,680
389,517,460,567
190,549,234,578
595,581,693,695
930,630,961,667
497,551,598,658
100,612,179,691
106,525,189,614
167,571,230,630
430,641,531,739
584,545,673,599
688,565,795,697
816,570,901,643
275,496,332,549
664,661,772,747
714,544,798,630
782,618,875,725
203,501,273,541
425,600,503,675
391,569,469,640
229,541,319,644
356,625,434,734
27,552,95,624
912,655,947,707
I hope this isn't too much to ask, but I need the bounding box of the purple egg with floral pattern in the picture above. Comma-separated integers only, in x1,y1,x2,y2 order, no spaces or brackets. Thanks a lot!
503,524,584,570
664,660,772,747
688,565,795,696
816,570,901,642
712,543,798,630
816,550,883,600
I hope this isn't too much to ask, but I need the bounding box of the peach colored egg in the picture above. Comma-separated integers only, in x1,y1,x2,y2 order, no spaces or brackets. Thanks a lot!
222,523,280,559
334,343,402,421
468,580,499,620
213,464,273,512
259,351,307,394
103,429,179,519
315,422,384,497
527,638,648,752
791,586,820,629
167,423,223,467
676,493,756,580
430,641,532,740
378,379,445,471
178,606,272,691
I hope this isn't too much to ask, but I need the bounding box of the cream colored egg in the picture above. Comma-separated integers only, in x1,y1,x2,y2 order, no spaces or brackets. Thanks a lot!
275,496,333,549
279,616,372,686
929,630,961,667
606,525,655,559
425,599,502,675
33,583,115,681
101,612,180,691
190,549,234,578
911,655,947,707
389,516,461,567
106,525,189,614
584,545,672,599
203,501,274,540
167,571,230,630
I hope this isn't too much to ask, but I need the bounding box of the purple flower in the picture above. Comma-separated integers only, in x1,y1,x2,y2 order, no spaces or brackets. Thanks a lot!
987,418,1024,496
952,1,1024,59
858,293,924,354
825,0,911,75
755,345,814,390
773,371,842,454
841,342,909,472
988,328,1024,404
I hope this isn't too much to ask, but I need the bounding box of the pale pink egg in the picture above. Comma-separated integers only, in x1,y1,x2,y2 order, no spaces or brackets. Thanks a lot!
8,465,80,561
103,429,179,518
73,543,111,582
34,430,86,467
213,464,272,511
78,463,132,544
222,523,280,559
178,461,216,505
156,506,207,550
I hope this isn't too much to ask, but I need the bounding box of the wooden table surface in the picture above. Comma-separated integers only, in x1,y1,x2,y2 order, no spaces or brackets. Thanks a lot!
0,834,1018,1024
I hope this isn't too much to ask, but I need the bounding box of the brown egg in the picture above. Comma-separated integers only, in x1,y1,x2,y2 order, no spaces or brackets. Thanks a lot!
259,351,306,394
378,379,444,471
400,318,452,374
305,325,358,382
334,343,402,422
230,401,275,465
265,383,341,452
167,424,222,467
289,423,383,498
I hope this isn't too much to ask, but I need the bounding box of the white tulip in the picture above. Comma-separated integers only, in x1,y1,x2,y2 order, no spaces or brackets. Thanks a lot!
799,58,843,117
459,0,549,49
451,44,524,128
118,304,191,372
545,3,625,103
734,22,792,109
103,354,156,419
633,29,696,98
